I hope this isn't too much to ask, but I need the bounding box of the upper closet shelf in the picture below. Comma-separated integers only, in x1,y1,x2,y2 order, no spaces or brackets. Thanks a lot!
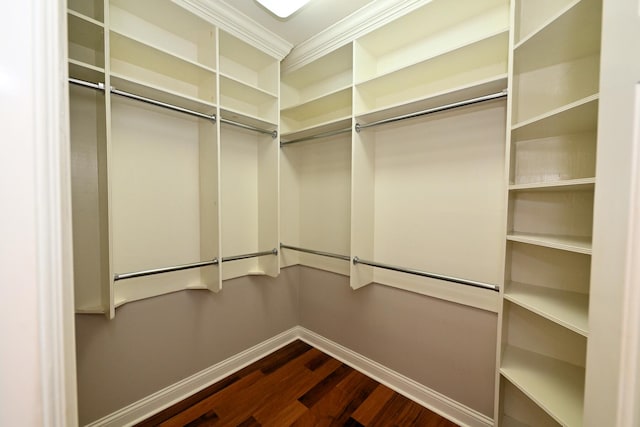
68,0,104,23
280,118,352,143
356,75,507,126
219,108,278,137
514,0,602,73
512,95,598,139
110,73,216,117
69,60,104,84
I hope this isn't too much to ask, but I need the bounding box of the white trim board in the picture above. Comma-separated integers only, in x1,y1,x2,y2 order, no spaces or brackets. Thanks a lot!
85,327,492,427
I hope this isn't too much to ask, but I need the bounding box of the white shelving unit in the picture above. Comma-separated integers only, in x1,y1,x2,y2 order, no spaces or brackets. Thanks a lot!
218,31,280,281
499,0,602,423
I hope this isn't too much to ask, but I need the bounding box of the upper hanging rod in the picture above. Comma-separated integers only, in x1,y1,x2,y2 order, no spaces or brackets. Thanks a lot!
352,257,500,292
280,128,352,146
69,77,104,91
222,248,278,263
220,117,278,138
280,244,350,261
114,258,219,281
110,86,216,122
355,90,508,132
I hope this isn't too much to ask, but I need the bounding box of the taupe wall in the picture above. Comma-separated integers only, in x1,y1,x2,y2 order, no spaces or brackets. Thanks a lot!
75,268,299,425
75,266,497,424
297,266,497,417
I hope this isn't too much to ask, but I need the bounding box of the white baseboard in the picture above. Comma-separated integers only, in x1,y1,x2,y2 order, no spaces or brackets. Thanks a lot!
85,328,300,427
86,326,493,427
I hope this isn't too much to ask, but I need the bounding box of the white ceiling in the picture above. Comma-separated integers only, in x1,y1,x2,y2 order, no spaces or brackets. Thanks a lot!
219,0,375,46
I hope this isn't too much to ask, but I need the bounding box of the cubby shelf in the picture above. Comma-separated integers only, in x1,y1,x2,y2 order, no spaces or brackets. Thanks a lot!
509,177,595,191
506,232,592,255
512,94,598,139
219,108,278,132
514,0,601,70
280,118,353,142
501,346,585,427
281,88,352,134
68,0,104,22
220,74,278,125
505,281,589,336
68,11,104,70
69,59,105,84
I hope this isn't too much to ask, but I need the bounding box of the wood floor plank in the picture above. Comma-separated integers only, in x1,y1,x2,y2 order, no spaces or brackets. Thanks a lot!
350,384,396,425
137,340,460,427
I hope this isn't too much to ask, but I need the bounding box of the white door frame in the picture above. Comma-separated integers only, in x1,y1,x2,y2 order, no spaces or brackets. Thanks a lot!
0,0,78,425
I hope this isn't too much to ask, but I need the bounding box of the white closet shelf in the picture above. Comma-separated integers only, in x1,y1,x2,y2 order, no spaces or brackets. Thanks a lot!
219,107,277,133
110,31,217,76
514,0,601,73
506,232,592,255
68,9,104,28
509,178,595,192
110,73,217,116
501,346,585,427
356,75,507,126
68,0,104,23
281,85,352,113
505,281,589,336
357,29,508,87
68,12,104,54
280,117,352,142
69,60,104,83
220,74,277,110
511,94,598,139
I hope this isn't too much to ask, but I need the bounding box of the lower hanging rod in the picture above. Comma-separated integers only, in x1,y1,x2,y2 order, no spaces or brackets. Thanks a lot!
222,248,278,263
356,90,508,132
220,118,278,138
114,258,219,281
280,128,351,146
352,257,500,292
280,244,350,261
110,86,216,122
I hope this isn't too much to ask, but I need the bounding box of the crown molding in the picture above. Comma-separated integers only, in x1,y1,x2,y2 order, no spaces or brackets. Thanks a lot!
172,0,293,60
281,0,432,73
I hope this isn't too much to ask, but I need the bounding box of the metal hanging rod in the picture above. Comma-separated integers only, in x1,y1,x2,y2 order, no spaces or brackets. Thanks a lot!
280,128,352,146
110,86,216,122
280,244,350,261
114,258,219,281
222,248,278,263
355,90,508,132
69,77,105,91
220,117,278,138
352,257,500,292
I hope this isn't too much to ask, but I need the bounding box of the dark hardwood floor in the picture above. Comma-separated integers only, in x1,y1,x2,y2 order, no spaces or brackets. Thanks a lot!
135,340,459,426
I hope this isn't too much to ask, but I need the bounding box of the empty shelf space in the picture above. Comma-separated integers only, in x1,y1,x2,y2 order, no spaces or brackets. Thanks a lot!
280,118,353,143
281,86,352,113
505,281,589,336
501,346,585,427
69,60,104,83
507,233,592,254
514,0,602,72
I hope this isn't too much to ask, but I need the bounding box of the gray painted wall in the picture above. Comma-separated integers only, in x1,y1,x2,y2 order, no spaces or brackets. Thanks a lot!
75,266,497,424
297,266,497,417
75,268,299,425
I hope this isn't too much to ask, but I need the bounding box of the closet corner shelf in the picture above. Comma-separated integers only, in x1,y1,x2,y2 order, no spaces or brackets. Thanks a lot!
356,75,507,126
110,73,217,116
281,85,352,112
68,8,104,28
506,233,592,255
508,178,595,192
504,281,589,336
280,117,352,142
501,346,585,427
514,0,601,72
511,94,599,140
220,73,278,101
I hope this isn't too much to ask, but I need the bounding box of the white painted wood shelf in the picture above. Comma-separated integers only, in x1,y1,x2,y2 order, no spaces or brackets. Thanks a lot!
509,177,595,192
501,346,585,427
504,281,589,336
506,232,592,254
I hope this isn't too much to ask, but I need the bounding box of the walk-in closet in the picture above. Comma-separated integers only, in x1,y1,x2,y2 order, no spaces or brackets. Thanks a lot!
54,0,640,425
